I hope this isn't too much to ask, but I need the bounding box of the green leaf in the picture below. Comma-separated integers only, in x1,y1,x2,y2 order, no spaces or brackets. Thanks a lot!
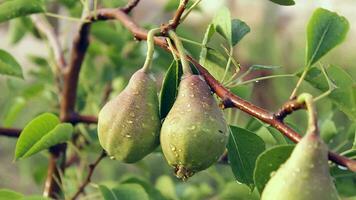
320,118,337,143
227,126,266,189
159,60,182,119
268,0,295,6
231,19,250,46
0,0,45,23
213,7,232,44
304,66,356,121
0,189,23,200
253,145,294,193
3,97,26,127
121,176,166,200
155,175,178,200
0,49,23,78
23,123,73,158
99,184,149,200
15,113,73,159
213,11,250,46
200,48,228,81
330,163,356,197
306,8,349,67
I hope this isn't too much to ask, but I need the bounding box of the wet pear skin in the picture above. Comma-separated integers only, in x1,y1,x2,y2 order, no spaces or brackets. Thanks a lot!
160,74,228,180
98,69,161,163
261,132,339,200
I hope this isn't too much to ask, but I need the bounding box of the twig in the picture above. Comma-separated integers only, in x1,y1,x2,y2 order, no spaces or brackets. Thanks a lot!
161,0,189,34
274,99,305,121
121,0,142,13
30,15,67,69
70,151,107,200
0,127,21,137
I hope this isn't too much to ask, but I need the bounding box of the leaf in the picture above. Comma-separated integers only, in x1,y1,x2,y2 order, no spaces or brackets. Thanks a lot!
231,19,250,46
155,175,178,200
0,189,23,200
0,0,45,23
121,176,166,200
304,65,356,121
253,145,294,193
213,7,232,44
227,126,266,189
330,163,356,197
15,113,73,159
306,8,349,67
0,49,23,78
200,48,228,81
159,60,182,119
99,184,149,200
199,24,215,63
320,118,337,143
22,123,73,158
268,0,295,6
3,97,26,127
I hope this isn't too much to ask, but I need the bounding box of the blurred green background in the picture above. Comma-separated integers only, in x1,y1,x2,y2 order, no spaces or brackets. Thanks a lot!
0,0,355,199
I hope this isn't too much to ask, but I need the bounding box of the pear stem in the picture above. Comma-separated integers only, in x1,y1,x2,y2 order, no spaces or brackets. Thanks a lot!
168,30,193,76
297,93,319,136
142,28,161,73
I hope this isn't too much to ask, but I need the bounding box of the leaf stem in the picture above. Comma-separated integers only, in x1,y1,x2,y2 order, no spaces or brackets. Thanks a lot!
169,30,192,75
141,28,161,72
289,67,308,99
297,93,318,135
228,74,295,87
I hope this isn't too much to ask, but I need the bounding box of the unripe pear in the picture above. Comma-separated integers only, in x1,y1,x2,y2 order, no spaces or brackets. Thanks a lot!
261,131,339,200
98,69,161,163
160,74,228,180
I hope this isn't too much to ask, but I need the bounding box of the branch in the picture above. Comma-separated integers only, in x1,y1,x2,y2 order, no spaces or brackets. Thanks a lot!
0,127,21,137
161,0,189,34
71,151,107,200
274,99,305,121
121,0,142,13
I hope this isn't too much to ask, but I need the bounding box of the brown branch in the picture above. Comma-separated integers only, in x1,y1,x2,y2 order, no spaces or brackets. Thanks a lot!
0,127,21,137
274,99,305,121
43,144,67,198
161,0,189,34
121,0,142,13
71,151,107,200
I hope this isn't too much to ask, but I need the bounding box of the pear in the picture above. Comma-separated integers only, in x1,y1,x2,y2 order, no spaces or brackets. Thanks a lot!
97,69,161,163
160,74,228,180
261,131,339,200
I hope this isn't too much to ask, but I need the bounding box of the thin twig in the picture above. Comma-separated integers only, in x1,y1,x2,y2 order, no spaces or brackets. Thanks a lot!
161,0,189,34
121,0,141,13
70,151,107,200
0,127,21,137
30,15,66,69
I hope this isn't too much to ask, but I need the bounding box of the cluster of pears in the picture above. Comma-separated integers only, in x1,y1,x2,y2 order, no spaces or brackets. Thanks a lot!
97,45,228,179
261,96,339,199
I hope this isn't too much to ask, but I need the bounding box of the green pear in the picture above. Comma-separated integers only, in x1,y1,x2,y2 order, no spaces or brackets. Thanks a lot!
261,131,339,200
97,69,161,163
160,74,228,180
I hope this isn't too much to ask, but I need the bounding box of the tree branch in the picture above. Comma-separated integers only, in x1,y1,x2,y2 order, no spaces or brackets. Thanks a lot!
121,0,142,13
161,0,189,34
70,151,107,200
0,127,21,137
